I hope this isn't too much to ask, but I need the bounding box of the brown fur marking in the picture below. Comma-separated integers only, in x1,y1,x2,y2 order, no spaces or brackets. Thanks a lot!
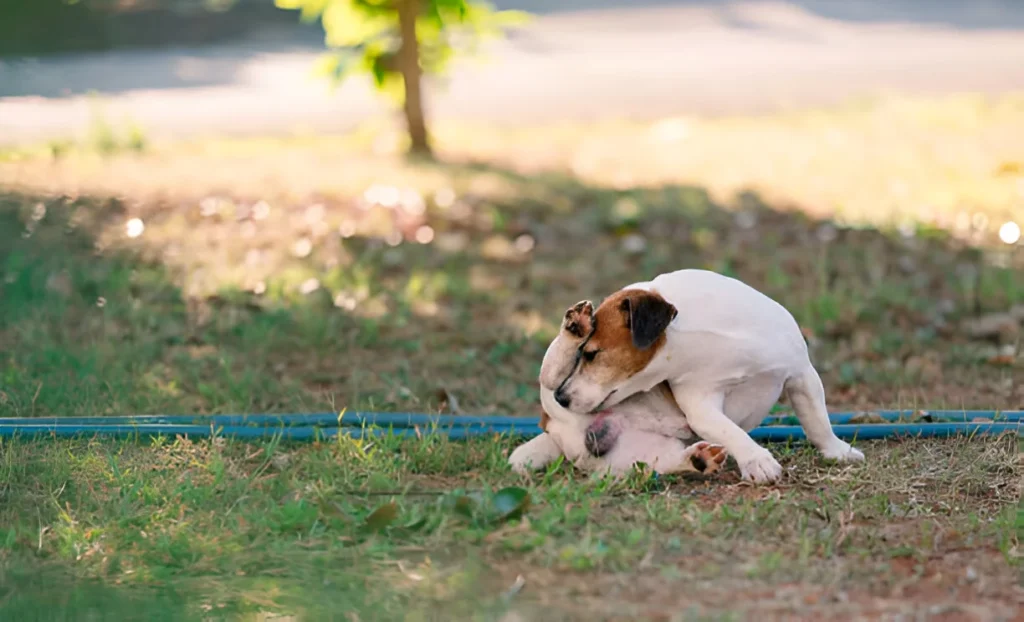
539,409,551,432
581,289,673,385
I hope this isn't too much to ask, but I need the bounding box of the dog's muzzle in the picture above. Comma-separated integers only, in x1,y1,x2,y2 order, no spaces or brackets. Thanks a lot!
554,387,571,409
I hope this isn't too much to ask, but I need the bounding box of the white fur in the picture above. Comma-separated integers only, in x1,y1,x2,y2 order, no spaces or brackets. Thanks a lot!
508,313,720,477
508,389,712,476
555,269,865,483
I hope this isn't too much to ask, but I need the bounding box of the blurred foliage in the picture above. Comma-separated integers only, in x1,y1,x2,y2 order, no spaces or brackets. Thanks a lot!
275,0,528,101
0,0,105,56
0,0,292,57
274,0,529,154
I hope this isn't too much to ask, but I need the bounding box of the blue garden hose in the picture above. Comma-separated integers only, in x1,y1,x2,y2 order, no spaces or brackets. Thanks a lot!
0,410,1020,429
0,411,1018,441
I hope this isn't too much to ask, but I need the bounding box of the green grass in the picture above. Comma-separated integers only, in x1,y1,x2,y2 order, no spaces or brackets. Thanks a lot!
0,101,1023,617
0,433,1018,620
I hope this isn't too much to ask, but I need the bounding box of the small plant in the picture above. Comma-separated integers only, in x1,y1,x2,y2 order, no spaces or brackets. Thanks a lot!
84,105,149,156
86,113,120,156
47,139,73,160
126,123,147,153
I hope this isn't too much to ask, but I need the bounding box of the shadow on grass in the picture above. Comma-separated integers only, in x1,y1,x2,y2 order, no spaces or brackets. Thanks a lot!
1,158,1022,420
1,160,1023,618
0,566,193,621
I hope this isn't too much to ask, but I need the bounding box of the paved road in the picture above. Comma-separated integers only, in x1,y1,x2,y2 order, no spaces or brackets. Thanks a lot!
2,0,1024,145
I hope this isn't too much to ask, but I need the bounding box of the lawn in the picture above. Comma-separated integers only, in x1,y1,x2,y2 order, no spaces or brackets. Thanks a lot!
0,93,1021,619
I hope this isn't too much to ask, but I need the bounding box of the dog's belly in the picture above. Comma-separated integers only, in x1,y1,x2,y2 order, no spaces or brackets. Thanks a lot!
722,371,786,431
601,430,688,473
605,388,694,439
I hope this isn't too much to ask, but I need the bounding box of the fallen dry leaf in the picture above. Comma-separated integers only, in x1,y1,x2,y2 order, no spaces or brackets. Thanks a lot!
848,412,886,424
436,387,464,414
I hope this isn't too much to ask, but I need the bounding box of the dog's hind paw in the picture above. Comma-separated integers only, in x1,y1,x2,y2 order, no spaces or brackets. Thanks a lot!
688,441,728,474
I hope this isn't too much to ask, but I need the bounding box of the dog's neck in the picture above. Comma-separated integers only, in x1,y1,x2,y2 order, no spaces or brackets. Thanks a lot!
597,342,676,410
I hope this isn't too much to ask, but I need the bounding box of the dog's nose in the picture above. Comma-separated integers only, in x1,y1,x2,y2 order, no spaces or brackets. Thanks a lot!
554,388,571,409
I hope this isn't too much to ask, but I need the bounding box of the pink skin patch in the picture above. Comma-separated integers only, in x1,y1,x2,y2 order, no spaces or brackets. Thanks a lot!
584,410,620,457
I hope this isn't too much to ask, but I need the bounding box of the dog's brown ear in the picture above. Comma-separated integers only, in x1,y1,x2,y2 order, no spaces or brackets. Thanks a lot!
620,291,677,350
562,300,595,338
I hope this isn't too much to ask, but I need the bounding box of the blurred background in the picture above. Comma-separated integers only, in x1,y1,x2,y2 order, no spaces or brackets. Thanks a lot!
2,0,1024,418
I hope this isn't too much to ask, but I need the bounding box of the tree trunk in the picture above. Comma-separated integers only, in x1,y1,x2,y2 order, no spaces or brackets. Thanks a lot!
396,0,431,157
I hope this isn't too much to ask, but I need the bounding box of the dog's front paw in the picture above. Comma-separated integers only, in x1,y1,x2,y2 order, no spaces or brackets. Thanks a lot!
737,450,783,483
688,441,728,474
507,451,535,475
508,443,549,474
820,441,865,463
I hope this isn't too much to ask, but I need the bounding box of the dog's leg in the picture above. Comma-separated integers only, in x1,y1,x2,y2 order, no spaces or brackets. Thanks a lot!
785,365,865,462
508,433,562,474
671,388,783,483
651,440,728,475
592,434,727,476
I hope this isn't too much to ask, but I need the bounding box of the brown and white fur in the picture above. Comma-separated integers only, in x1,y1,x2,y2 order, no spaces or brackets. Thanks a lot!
548,269,864,483
508,301,727,477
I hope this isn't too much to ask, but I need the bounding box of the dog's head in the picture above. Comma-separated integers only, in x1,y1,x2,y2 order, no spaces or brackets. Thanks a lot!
539,300,596,391
552,288,678,413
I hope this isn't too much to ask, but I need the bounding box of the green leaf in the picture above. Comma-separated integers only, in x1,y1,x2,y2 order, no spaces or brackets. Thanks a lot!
370,52,390,87
416,13,445,43
491,487,530,522
419,40,455,75
323,1,393,48
312,53,341,77
358,46,405,103
432,0,470,25
364,502,399,530
377,70,406,104
274,0,330,23
317,499,349,520
312,53,357,85
433,0,470,11
301,0,330,22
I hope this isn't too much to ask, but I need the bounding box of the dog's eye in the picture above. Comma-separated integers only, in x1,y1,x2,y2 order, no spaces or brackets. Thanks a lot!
581,349,599,363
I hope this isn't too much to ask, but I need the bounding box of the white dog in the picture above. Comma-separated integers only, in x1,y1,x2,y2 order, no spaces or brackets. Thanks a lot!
508,300,728,477
547,268,865,483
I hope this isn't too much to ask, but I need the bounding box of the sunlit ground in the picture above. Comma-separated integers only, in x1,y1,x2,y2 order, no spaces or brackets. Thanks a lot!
0,92,1021,619
4,92,1024,240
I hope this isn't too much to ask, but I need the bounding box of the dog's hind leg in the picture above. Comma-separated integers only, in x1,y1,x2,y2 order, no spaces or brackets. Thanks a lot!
666,441,728,475
671,388,783,483
784,364,865,463
600,434,728,476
